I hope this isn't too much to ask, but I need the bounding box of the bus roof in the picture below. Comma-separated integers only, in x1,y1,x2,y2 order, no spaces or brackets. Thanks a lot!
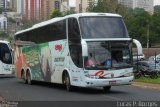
0,40,9,44
15,13,122,35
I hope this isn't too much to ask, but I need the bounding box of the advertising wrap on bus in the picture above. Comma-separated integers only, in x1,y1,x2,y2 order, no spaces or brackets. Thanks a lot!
15,40,67,82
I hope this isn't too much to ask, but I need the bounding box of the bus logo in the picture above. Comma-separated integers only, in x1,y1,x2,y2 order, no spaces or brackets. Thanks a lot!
95,70,114,78
55,44,62,52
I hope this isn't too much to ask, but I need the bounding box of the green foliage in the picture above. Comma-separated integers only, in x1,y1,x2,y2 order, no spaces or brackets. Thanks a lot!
135,76,160,84
50,9,76,19
50,9,63,18
88,0,119,13
126,9,151,46
8,17,16,23
0,31,9,38
150,12,160,43
21,19,33,30
63,10,76,16
0,8,3,14
154,5,160,13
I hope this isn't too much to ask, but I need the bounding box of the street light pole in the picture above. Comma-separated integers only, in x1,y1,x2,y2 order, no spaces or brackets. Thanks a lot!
147,23,150,58
67,0,69,11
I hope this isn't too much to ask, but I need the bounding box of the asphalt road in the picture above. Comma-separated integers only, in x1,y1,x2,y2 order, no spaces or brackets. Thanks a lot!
0,77,160,102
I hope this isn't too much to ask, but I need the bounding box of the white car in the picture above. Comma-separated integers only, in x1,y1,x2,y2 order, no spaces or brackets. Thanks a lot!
133,53,145,61
149,54,160,62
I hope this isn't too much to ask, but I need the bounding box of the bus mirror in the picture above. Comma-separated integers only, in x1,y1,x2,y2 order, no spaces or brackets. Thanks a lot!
81,40,88,57
133,39,143,55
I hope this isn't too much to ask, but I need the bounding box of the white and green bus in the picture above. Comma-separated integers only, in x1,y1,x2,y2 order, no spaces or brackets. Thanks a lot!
14,13,134,92
0,40,15,76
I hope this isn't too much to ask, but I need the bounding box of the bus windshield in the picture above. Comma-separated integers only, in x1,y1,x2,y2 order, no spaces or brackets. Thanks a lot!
84,41,132,70
0,43,12,64
79,17,129,39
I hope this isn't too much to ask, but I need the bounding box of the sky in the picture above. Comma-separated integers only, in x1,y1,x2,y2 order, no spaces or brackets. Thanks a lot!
154,0,160,6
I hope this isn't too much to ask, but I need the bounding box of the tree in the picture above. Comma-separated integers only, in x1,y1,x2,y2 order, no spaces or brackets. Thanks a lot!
50,10,63,18
0,31,9,39
150,12,160,44
0,8,3,14
63,10,76,16
154,5,160,13
8,17,16,23
127,8,151,47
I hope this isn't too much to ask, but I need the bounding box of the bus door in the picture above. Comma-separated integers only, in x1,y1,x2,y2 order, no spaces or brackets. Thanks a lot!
0,43,14,75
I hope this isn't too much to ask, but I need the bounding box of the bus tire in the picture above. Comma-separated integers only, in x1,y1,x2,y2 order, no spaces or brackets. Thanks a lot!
26,71,32,85
21,70,27,84
103,86,111,92
63,72,73,91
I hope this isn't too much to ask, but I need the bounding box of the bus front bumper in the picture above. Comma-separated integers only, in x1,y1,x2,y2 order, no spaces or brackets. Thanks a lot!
84,76,134,87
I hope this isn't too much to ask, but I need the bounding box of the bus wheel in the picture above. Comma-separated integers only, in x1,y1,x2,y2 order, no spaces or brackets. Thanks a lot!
27,71,32,85
21,71,27,84
103,86,111,92
64,72,73,91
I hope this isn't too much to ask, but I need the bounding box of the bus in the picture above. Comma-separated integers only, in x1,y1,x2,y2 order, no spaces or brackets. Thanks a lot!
14,13,134,92
0,40,15,76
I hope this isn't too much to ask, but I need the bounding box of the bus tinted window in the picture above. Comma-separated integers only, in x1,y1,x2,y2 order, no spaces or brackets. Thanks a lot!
69,44,83,68
37,20,66,43
79,17,129,39
0,43,12,64
68,18,83,67
68,18,81,43
49,20,66,41
15,20,66,44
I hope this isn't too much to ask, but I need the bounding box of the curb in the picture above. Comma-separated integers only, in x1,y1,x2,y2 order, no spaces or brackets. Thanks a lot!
132,82,160,90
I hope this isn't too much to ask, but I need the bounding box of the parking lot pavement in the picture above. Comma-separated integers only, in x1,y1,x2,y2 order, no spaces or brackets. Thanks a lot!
132,82,160,90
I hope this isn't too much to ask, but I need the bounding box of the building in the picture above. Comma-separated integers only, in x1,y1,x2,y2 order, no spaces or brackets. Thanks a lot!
61,0,97,13
118,0,154,13
16,0,25,15
24,0,59,21
24,0,43,21
9,0,17,11
0,15,7,30
12,0,97,21
44,0,55,19
0,0,7,9
138,0,154,13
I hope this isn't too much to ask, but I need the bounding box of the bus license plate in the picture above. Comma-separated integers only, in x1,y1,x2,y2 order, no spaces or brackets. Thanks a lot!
109,81,116,85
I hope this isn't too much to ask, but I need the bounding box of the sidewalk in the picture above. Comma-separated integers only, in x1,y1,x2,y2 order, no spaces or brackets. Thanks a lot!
132,82,160,90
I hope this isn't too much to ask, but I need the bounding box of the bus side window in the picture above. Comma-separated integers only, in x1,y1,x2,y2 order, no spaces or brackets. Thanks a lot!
0,43,12,64
69,45,83,68
68,18,81,44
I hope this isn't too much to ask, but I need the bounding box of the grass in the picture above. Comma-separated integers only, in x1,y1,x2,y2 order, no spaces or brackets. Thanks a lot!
135,76,160,84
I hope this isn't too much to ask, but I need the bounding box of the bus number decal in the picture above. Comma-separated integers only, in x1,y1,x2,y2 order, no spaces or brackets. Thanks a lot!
54,57,65,62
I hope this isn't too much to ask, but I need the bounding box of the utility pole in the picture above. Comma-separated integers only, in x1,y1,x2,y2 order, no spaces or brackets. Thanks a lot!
147,23,150,58
67,0,70,11
81,0,82,12
79,0,82,13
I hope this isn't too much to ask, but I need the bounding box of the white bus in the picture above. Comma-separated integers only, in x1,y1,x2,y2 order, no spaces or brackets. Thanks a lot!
14,13,134,92
0,40,15,76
